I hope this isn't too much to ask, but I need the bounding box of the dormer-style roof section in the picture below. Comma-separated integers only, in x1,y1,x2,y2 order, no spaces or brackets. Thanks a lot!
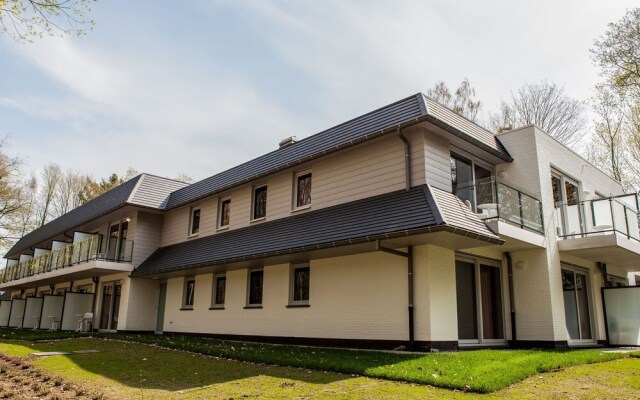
5,174,188,259
164,93,512,210
133,184,503,277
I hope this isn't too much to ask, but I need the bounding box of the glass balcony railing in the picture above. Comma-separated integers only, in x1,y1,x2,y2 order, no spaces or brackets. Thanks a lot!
453,177,544,234
1,235,134,284
555,194,640,241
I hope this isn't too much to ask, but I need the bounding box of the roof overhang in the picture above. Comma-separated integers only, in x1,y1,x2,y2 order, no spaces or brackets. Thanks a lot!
133,227,503,280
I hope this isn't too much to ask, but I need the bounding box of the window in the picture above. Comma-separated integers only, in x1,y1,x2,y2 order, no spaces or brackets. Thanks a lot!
219,198,231,228
247,269,264,306
252,186,267,220
450,152,494,212
189,207,201,236
211,274,226,308
295,172,312,208
289,264,310,305
183,278,195,309
552,172,582,236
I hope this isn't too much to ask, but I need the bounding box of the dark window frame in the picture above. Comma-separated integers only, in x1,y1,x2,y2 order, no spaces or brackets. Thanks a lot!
211,274,226,308
189,207,201,236
289,264,310,305
294,171,312,209
247,269,264,306
252,185,268,220
183,277,196,309
219,198,231,228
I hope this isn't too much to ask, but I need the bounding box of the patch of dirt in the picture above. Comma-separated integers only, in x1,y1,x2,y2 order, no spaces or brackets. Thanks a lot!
0,354,106,400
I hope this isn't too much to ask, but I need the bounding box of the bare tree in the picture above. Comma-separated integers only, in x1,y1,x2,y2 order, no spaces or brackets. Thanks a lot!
52,169,87,217
0,138,33,248
591,8,640,100
426,78,482,122
588,85,628,184
624,103,640,187
36,163,62,227
490,81,586,147
0,0,95,42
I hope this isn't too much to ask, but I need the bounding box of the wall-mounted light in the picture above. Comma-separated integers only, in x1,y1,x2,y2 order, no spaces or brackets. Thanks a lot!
125,217,131,222
515,261,525,270
498,171,508,180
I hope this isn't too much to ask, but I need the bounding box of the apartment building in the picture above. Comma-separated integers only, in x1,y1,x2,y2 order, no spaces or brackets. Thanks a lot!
1,93,638,350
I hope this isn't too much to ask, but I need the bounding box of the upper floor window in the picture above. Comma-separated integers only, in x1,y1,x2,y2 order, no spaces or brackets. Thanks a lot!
450,152,493,212
252,185,268,220
295,171,312,208
219,198,231,228
552,173,580,206
189,207,201,236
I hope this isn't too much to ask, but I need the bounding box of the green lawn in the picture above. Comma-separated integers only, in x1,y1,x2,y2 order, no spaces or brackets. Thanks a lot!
0,337,638,399
0,329,637,393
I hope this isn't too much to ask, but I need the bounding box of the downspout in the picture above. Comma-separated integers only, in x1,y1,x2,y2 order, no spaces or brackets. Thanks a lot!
375,240,415,351
398,128,411,191
407,246,414,349
505,252,517,343
597,262,610,287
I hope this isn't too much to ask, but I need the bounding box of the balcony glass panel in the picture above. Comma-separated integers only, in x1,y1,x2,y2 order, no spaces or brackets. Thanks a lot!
453,177,544,234
555,194,640,241
1,235,134,284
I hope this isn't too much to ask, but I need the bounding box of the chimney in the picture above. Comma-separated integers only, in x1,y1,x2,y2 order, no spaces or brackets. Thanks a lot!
279,136,297,148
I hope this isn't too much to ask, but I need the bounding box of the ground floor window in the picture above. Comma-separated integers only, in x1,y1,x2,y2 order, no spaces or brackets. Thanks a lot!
211,274,226,308
455,256,504,343
247,269,264,306
561,265,593,341
290,264,310,305
183,278,195,309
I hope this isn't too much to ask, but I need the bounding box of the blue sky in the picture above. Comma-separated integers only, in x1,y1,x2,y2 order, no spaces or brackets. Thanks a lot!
0,0,637,181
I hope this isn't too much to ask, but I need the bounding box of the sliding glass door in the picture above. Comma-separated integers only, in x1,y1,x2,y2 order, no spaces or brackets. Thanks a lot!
456,258,505,344
562,267,593,342
99,281,121,331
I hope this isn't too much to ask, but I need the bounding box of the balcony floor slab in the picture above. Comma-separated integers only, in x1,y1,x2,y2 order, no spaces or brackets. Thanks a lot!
558,233,640,273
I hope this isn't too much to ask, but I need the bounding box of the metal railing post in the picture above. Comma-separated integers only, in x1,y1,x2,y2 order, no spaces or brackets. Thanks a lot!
609,198,616,233
518,191,524,229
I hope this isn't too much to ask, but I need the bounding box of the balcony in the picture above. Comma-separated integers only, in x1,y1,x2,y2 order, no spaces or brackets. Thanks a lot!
556,194,640,271
454,177,545,250
0,235,134,289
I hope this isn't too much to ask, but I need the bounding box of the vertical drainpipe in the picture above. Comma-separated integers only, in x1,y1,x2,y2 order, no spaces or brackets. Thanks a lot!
407,246,415,350
505,252,517,344
398,129,415,349
398,129,411,192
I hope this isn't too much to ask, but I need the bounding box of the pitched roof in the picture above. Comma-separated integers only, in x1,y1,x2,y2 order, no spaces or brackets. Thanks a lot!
4,174,188,259
132,184,502,277
164,93,511,210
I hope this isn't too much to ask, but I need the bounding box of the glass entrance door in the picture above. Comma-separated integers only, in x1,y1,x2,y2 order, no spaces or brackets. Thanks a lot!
456,259,505,344
99,281,122,331
562,268,593,342
107,221,128,261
